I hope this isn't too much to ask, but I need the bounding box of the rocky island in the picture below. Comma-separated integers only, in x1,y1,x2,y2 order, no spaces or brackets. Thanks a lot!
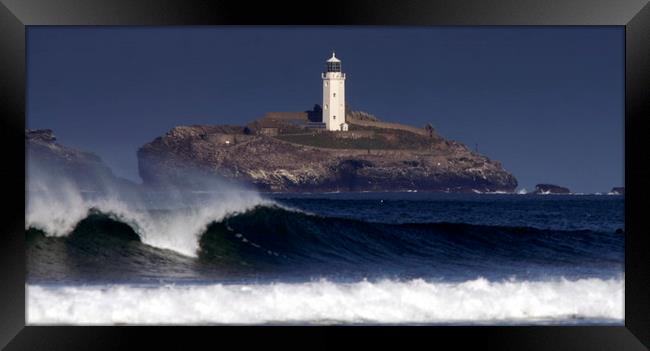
609,187,625,195
532,183,572,194
137,109,518,193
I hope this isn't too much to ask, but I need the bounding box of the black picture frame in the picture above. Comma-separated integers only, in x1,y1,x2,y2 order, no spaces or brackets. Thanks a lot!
1,0,648,349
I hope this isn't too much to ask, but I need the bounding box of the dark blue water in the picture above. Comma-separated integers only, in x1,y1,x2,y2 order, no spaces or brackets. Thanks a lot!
27,192,624,285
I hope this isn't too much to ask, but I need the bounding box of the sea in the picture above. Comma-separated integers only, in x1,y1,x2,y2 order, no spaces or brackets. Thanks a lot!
26,187,624,325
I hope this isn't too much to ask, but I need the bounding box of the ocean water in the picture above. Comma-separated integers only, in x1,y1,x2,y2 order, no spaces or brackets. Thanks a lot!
26,190,624,325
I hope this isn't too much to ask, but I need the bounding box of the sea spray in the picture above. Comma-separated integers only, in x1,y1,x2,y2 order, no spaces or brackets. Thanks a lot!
26,161,272,257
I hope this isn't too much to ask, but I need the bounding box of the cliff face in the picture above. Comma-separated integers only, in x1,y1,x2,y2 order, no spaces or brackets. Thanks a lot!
137,115,518,193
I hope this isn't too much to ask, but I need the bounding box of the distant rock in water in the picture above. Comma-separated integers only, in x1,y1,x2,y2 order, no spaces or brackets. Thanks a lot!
532,184,571,195
27,129,137,192
609,187,624,195
137,110,518,193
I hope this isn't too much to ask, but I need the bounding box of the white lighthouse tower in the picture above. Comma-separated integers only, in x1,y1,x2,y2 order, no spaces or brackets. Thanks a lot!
322,52,347,131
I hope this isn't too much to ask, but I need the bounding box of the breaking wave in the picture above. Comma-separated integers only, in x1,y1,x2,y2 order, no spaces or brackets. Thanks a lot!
26,168,272,257
27,276,624,324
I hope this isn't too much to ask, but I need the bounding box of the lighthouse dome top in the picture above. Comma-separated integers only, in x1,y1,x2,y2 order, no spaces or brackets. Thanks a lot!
326,52,341,63
325,52,342,73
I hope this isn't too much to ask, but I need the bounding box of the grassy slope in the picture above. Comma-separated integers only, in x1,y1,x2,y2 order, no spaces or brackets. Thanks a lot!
274,125,440,150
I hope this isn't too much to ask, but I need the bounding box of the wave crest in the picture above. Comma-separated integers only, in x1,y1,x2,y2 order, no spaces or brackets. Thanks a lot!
27,202,623,268
26,173,271,257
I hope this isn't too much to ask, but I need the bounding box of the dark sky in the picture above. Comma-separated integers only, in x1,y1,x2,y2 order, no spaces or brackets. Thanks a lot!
27,27,624,193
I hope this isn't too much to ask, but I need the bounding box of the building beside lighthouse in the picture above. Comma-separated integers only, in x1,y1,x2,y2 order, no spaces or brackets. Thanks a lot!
322,52,348,131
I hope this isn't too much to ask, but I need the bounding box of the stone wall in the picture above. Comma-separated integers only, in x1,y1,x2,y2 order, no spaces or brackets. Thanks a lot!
333,130,374,139
263,112,309,121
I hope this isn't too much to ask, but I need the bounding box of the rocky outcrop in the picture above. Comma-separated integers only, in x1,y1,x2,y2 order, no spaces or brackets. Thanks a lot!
609,187,624,195
27,129,136,192
532,184,571,194
137,115,518,193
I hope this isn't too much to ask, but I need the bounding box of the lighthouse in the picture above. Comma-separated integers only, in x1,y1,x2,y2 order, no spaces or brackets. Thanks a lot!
322,52,347,131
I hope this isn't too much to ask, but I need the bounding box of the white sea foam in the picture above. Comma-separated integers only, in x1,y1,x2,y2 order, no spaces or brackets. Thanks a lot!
27,277,624,325
26,168,271,257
